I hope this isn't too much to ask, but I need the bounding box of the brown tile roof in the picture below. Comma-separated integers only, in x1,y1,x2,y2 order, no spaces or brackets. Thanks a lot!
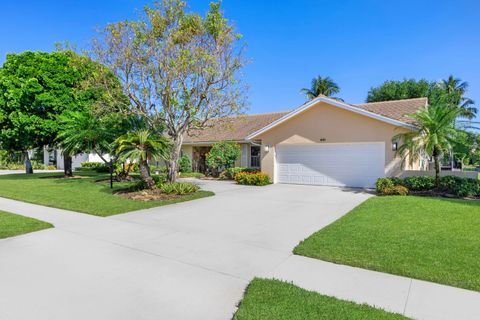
353,97,428,125
184,111,289,143
183,97,427,143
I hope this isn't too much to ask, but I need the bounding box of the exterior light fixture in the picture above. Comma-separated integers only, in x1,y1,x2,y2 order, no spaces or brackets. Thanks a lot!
264,145,270,152
392,142,398,151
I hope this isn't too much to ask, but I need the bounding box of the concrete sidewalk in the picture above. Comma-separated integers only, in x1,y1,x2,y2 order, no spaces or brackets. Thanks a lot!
267,255,480,320
0,181,479,319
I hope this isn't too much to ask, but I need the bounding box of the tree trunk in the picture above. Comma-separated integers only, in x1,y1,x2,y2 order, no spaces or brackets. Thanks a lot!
24,151,33,174
64,155,73,177
167,137,183,183
139,159,156,189
433,149,441,189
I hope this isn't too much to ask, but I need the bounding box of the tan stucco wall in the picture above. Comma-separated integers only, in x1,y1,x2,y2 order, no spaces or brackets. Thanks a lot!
256,102,416,180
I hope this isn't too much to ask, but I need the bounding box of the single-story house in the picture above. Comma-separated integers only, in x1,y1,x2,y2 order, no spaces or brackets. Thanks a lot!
182,96,430,188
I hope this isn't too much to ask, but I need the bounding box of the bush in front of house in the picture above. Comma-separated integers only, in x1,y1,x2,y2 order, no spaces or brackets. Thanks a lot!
376,176,480,198
235,171,271,186
206,141,241,174
402,176,436,191
178,155,192,173
80,162,110,172
159,182,200,195
219,167,258,180
179,172,205,178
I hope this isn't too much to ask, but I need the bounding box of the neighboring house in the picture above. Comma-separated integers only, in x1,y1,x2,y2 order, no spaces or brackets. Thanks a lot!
42,148,110,170
181,96,429,188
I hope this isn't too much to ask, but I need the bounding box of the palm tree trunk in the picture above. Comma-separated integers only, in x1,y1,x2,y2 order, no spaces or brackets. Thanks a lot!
24,151,33,174
433,149,441,189
139,159,156,189
64,156,73,177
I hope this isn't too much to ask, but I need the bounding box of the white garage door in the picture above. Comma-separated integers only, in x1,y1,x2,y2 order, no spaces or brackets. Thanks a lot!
276,143,385,188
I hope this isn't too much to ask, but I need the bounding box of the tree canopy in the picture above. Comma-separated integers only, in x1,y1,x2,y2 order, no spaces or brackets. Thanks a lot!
91,0,246,182
0,50,126,173
366,77,477,119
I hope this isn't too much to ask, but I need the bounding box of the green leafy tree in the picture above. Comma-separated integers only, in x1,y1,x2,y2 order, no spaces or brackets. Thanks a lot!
367,79,433,103
301,76,341,100
115,130,171,189
206,140,240,172
0,51,124,175
91,0,246,183
367,77,477,119
393,104,462,187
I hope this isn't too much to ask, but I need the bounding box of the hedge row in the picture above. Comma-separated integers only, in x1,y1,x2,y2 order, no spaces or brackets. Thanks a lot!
376,176,480,198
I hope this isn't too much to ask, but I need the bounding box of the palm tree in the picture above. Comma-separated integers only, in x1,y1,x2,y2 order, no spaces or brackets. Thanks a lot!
57,111,114,164
393,104,462,188
439,75,476,119
301,76,341,100
115,130,171,189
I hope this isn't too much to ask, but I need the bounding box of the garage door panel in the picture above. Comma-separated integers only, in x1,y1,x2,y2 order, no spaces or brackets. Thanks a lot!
276,143,385,188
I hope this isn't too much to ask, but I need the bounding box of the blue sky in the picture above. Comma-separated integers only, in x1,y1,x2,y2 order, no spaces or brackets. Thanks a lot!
1,0,479,114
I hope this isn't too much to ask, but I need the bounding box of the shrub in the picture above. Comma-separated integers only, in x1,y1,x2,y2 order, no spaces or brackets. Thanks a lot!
178,155,192,173
159,182,199,195
402,176,435,191
375,178,394,194
235,172,271,186
134,174,166,190
381,185,409,196
206,141,241,171
219,167,258,180
179,172,205,178
440,176,480,197
80,162,110,172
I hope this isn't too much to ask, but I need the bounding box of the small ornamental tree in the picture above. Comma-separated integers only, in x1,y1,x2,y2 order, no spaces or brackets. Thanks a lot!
206,140,240,172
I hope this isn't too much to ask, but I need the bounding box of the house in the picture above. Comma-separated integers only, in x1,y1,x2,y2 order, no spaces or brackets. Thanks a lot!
181,96,429,188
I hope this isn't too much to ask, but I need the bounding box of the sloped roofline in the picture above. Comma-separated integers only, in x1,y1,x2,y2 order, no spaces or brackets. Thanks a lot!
246,96,418,140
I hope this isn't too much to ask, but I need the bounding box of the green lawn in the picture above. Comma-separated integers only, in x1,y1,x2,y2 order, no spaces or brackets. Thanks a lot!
233,278,407,320
0,172,214,217
0,211,53,239
294,196,480,292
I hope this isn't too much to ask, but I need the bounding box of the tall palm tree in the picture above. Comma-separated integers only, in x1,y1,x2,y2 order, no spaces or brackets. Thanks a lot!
393,104,462,188
115,130,171,189
301,76,341,100
439,75,476,119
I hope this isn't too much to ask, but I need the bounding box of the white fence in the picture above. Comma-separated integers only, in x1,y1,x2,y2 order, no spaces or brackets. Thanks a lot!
399,170,479,180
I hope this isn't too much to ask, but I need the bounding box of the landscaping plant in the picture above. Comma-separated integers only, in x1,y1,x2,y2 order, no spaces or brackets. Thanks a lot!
206,141,241,174
394,103,463,188
116,130,171,189
235,172,271,186
159,182,199,195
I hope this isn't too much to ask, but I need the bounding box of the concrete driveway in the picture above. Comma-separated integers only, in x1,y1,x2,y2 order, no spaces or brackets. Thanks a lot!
0,180,371,320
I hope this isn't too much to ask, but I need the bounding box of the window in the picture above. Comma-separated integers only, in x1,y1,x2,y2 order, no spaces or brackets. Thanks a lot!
250,146,261,168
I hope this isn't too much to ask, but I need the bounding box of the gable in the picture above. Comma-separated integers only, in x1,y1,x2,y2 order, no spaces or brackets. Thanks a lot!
246,96,419,140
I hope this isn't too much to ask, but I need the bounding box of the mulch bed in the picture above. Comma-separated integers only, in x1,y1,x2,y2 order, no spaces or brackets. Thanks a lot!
114,188,182,201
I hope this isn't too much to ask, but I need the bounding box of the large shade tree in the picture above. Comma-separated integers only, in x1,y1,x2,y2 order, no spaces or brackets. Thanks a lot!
393,104,462,188
0,51,124,175
91,0,246,182
301,76,341,100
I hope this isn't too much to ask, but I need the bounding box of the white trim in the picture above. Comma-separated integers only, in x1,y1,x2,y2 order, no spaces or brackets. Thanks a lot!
246,96,417,140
